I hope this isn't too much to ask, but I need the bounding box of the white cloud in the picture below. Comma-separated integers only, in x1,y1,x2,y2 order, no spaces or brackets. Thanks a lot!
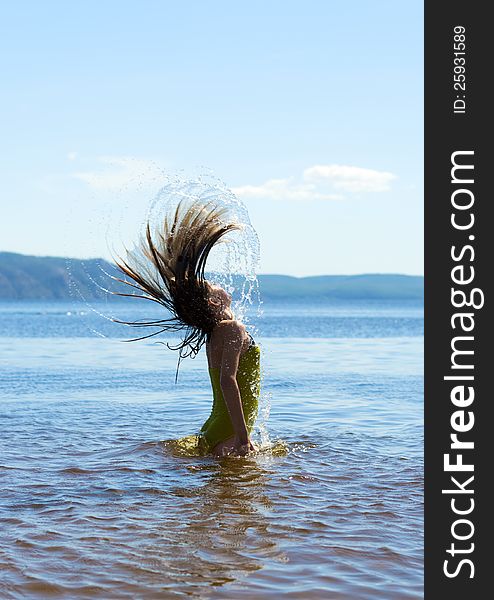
72,156,167,190
73,159,397,200
67,151,78,161
303,164,397,192
232,178,342,202
233,164,397,202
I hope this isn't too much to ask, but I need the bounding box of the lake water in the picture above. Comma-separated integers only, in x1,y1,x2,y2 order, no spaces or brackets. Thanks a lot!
0,299,423,599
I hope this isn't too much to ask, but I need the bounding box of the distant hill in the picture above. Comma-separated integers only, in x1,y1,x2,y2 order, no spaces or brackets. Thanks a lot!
0,252,423,301
259,273,423,300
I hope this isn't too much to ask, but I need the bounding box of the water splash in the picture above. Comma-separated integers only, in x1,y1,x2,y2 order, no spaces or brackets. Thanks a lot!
162,436,289,459
66,168,261,335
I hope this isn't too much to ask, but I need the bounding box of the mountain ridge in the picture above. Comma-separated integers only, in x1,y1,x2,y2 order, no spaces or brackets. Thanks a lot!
0,251,424,301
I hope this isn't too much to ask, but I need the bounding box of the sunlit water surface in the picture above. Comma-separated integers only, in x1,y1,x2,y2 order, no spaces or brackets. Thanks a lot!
0,300,423,599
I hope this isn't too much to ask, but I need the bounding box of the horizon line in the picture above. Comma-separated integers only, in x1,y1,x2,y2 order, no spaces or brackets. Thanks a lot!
0,250,424,279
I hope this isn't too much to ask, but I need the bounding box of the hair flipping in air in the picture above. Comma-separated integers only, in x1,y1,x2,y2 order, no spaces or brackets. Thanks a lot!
110,200,241,379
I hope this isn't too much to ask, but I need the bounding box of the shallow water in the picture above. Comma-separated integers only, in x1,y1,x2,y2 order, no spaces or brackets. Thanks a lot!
0,300,423,599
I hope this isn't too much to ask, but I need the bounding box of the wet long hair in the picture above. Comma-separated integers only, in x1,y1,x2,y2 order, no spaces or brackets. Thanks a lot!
110,200,241,379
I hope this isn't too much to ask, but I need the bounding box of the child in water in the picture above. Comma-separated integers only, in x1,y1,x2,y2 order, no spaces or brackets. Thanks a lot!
111,200,260,457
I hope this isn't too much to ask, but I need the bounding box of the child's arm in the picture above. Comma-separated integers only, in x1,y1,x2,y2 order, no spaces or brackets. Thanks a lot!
219,321,250,450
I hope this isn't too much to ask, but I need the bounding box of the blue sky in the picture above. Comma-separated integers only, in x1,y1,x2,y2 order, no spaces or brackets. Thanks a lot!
0,1,423,276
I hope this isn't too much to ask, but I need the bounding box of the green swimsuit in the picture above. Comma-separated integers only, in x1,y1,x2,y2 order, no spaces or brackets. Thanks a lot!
198,338,261,454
